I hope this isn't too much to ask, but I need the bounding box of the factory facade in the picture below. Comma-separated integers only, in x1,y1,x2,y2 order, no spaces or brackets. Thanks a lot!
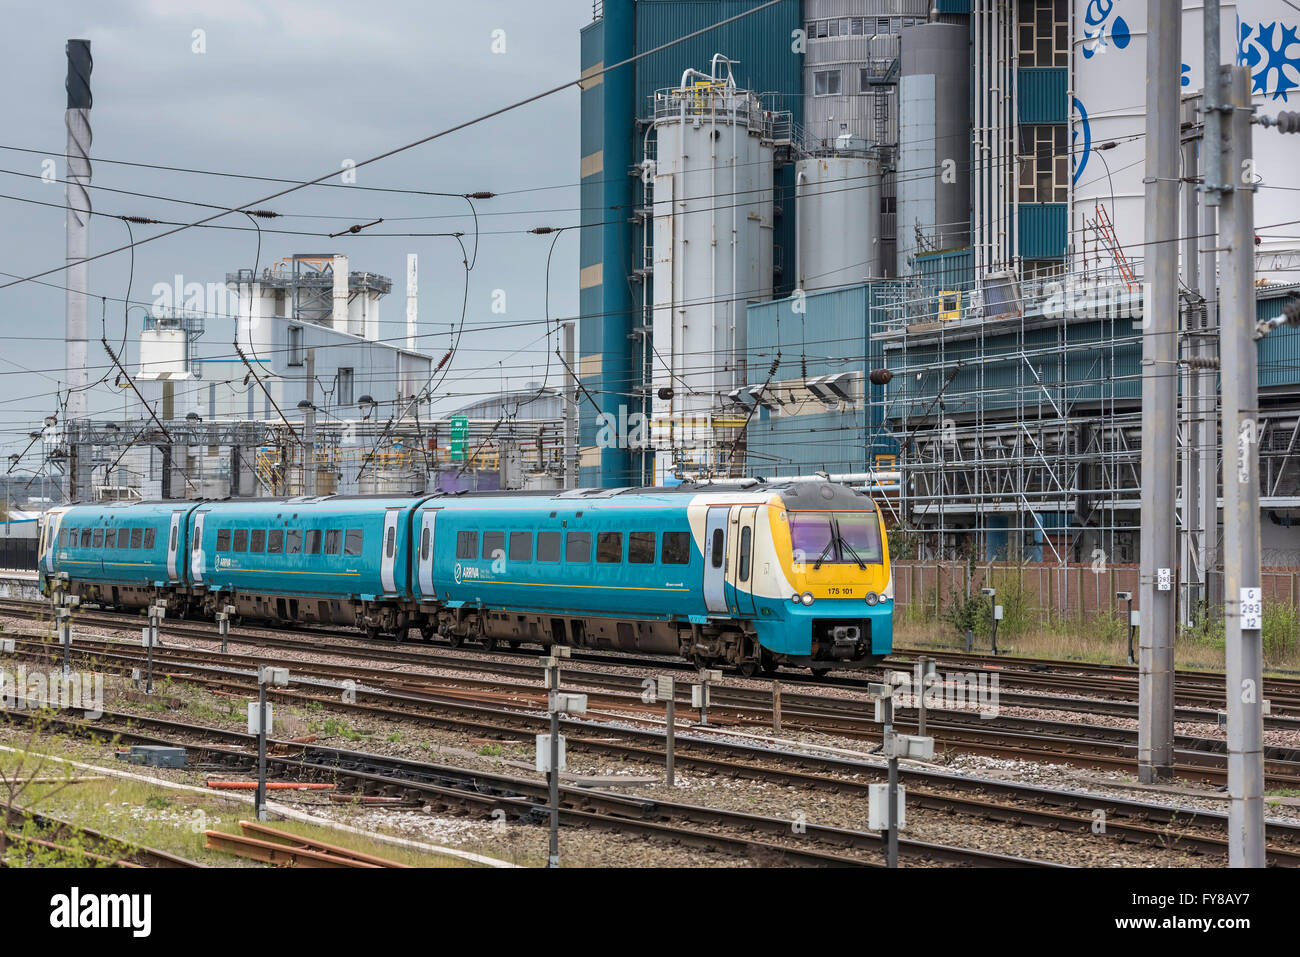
577,0,1300,596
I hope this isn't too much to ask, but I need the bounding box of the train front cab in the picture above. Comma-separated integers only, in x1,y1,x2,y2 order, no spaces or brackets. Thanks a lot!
747,485,893,673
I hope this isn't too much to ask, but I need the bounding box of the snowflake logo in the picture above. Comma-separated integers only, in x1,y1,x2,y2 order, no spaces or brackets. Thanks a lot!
1239,20,1300,101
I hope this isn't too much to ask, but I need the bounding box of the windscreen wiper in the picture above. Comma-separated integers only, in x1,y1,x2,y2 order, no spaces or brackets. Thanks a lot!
839,536,867,570
812,536,836,570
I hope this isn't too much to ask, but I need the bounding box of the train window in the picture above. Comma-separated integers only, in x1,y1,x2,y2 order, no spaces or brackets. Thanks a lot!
250,529,266,553
710,529,724,568
118,529,130,548
509,531,532,562
738,527,752,582
268,530,284,554
307,529,322,555
325,529,341,555
536,531,561,562
483,531,505,561
344,529,363,556
233,529,248,553
216,529,231,552
565,531,591,562
662,531,691,565
92,529,103,548
148,528,157,550
420,527,431,561
629,531,656,564
286,529,303,555
385,527,396,559
58,529,67,547
456,530,478,559
81,529,91,547
596,532,622,564
130,528,142,549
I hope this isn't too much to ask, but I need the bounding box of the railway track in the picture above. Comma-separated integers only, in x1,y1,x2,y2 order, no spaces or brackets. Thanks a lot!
2,807,200,868
10,623,1300,791
5,597,1298,728
4,630,1298,865
0,705,1055,868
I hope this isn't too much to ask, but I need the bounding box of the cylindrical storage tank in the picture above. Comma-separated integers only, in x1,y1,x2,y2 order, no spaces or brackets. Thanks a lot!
1067,2,1285,277
896,23,971,276
648,65,777,480
796,147,883,291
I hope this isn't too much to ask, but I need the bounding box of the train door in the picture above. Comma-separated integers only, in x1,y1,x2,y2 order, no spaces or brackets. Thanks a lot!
380,508,400,594
189,510,207,584
730,505,759,617
417,510,437,597
166,510,185,582
702,507,730,615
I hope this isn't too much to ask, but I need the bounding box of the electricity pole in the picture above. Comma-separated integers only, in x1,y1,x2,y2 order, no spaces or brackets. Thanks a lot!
1217,63,1265,868
1138,0,1180,784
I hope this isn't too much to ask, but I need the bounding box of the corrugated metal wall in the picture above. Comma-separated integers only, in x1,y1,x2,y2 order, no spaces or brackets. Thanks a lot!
1257,285,1300,390
1017,202,1067,259
1017,66,1068,124
744,283,896,472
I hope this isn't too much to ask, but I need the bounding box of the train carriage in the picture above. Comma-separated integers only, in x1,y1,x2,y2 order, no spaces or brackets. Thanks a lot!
413,481,892,674
39,501,194,610
38,480,893,674
182,495,421,636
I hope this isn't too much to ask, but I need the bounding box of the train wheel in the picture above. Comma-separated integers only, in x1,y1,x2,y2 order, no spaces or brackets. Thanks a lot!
447,632,465,648
364,626,381,642
481,636,498,652
737,660,759,678
419,624,437,643
809,667,829,679
760,652,780,677
507,640,521,650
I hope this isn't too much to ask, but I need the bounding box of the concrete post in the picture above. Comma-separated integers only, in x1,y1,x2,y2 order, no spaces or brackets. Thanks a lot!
1218,64,1265,869
1137,0,1181,784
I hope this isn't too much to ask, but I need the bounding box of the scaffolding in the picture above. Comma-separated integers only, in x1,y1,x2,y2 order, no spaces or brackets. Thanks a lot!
870,263,1300,616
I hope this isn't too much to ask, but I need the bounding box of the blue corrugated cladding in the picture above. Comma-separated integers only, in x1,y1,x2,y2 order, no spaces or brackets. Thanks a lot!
1257,285,1300,389
1018,203,1068,259
913,248,974,296
1017,68,1068,124
745,284,894,474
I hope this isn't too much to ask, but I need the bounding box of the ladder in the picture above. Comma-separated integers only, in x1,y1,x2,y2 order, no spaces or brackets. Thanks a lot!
1093,202,1137,290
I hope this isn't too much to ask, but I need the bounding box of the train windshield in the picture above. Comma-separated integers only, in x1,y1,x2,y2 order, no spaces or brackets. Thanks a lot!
788,511,883,566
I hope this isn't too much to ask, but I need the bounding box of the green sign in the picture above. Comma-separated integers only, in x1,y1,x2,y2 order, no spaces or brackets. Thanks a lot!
450,417,469,461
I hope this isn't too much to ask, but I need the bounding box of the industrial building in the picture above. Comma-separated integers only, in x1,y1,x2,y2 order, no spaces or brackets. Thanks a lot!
42,253,568,501
576,0,1300,614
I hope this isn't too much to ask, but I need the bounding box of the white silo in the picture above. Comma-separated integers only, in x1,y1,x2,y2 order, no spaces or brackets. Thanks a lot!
647,56,781,481
1069,1,1256,277
796,138,883,291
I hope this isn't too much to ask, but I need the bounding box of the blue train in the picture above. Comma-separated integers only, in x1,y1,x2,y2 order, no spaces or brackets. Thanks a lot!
37,481,893,675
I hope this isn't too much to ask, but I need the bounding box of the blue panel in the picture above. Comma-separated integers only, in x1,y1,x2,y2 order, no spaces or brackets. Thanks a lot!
1017,68,1068,124
936,0,971,12
1018,203,1068,259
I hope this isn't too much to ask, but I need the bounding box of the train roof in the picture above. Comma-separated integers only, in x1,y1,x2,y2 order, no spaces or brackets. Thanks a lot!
57,480,876,512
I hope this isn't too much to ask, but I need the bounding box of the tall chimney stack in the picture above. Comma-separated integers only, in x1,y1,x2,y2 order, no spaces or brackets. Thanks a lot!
64,39,92,419
406,253,418,351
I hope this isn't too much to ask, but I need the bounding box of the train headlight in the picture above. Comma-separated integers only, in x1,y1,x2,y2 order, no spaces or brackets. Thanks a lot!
791,594,802,604
865,592,879,606
800,592,814,606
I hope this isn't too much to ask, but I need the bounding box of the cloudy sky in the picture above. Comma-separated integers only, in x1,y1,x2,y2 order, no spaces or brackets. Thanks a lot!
0,0,587,461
